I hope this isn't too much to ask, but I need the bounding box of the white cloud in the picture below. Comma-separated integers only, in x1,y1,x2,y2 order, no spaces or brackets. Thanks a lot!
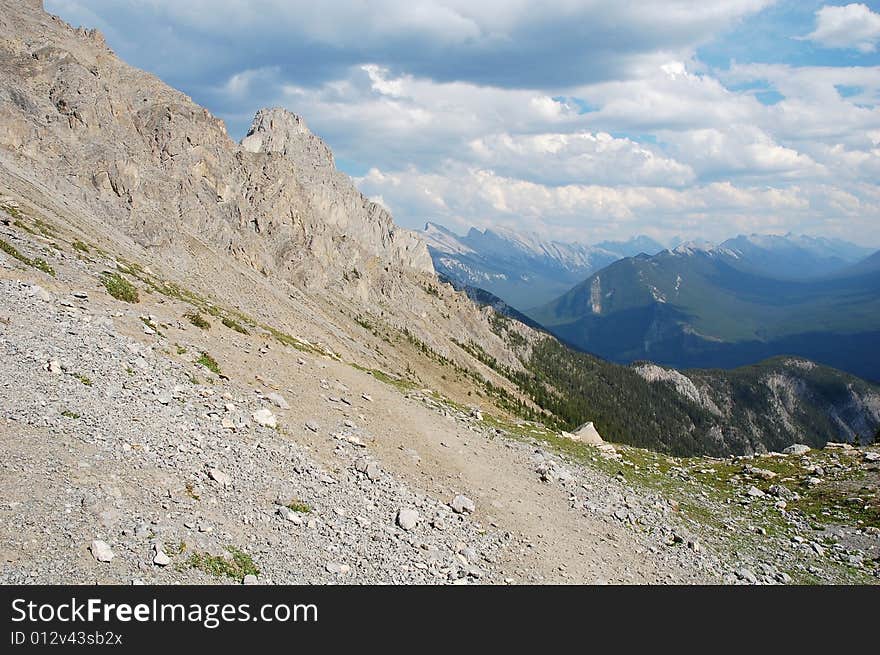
804,3,880,53
468,132,696,186
46,0,880,246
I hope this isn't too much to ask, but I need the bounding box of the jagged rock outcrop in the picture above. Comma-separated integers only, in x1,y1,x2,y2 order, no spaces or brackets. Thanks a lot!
0,2,431,298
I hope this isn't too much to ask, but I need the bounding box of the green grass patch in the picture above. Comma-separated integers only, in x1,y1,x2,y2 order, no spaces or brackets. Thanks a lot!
12,219,37,235
101,272,139,303
196,352,221,375
1,203,24,220
287,500,312,513
221,316,249,334
73,373,92,386
185,312,211,330
187,546,259,582
72,240,90,253
0,239,55,276
61,410,80,419
350,363,416,392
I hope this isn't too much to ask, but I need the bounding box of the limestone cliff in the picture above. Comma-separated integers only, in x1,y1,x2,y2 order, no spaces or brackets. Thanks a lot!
0,2,432,296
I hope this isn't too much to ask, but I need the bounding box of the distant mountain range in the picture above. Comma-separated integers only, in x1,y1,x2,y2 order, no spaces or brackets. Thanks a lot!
421,222,665,310
530,236,880,381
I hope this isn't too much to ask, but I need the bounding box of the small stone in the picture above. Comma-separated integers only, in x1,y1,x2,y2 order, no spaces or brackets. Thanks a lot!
45,358,62,374
31,285,53,302
277,507,303,525
252,408,277,428
743,465,776,480
864,452,880,462
767,484,793,499
746,485,765,498
153,549,171,567
325,562,350,575
735,567,757,584
397,508,419,531
266,392,290,409
783,444,810,455
90,540,114,563
305,420,319,433
243,574,259,585
451,494,475,514
824,442,852,450
361,393,373,402
208,468,232,486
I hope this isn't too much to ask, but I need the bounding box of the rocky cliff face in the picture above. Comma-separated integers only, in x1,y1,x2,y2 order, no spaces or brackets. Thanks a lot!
0,2,431,298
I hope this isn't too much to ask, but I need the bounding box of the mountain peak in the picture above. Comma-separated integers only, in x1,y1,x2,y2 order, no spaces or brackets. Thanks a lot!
241,107,335,170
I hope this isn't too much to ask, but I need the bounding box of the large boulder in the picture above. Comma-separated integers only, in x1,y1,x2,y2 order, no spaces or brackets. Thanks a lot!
570,421,604,445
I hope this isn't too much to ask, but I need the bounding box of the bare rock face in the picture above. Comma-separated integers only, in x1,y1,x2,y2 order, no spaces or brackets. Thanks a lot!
0,0,534,393
0,2,432,298
239,107,434,285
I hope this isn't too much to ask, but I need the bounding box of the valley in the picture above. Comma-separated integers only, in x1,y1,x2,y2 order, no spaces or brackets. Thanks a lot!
0,0,878,587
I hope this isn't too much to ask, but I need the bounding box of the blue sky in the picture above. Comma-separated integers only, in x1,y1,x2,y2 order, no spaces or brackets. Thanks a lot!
46,1,880,246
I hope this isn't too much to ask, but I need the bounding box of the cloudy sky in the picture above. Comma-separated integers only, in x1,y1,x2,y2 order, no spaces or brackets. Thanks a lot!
46,1,880,246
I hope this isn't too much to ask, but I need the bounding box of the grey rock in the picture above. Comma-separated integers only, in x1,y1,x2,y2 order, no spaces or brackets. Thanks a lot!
89,540,114,563
208,468,232,486
451,494,475,514
735,567,757,584
266,392,290,410
252,408,277,428
397,508,419,531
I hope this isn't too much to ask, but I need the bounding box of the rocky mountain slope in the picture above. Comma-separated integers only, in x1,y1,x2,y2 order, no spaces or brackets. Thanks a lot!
1,1,878,584
422,222,663,310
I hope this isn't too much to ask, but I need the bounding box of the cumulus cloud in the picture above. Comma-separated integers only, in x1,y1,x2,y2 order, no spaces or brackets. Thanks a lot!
468,132,696,186
803,3,880,53
46,0,773,89
44,0,880,246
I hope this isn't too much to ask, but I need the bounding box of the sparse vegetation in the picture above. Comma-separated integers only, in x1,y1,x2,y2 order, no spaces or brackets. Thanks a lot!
101,272,139,303
221,316,249,334
72,240,90,253
287,500,312,513
140,316,162,336
0,239,55,276
196,351,221,375
187,546,259,582
1,202,24,221
73,372,92,386
185,312,211,330
184,483,200,501
60,409,80,419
